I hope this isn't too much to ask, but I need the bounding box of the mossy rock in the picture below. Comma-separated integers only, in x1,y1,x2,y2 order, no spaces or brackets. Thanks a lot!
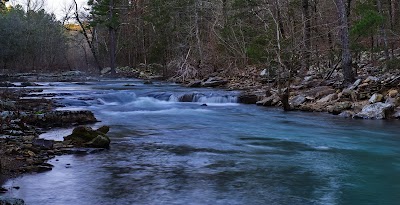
64,126,111,148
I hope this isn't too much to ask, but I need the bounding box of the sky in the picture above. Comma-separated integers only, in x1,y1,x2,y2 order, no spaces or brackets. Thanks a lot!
7,0,88,20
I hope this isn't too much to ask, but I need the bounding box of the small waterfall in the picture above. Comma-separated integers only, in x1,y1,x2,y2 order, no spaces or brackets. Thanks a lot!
146,92,238,104
179,93,238,103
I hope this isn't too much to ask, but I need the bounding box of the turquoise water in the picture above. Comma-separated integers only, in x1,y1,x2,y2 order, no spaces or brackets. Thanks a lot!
2,80,400,205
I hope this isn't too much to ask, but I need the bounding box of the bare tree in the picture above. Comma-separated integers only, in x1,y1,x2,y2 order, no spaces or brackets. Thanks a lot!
334,0,354,83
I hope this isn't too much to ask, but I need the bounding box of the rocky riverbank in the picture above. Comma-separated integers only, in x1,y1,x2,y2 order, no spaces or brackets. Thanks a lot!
0,86,111,200
179,65,400,120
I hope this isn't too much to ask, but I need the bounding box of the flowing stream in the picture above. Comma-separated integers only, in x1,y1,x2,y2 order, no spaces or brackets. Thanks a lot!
2,79,400,205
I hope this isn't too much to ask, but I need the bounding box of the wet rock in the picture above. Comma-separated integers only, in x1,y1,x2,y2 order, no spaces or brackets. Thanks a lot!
179,93,194,102
290,95,306,107
97,126,110,134
64,126,111,148
328,101,353,115
0,197,25,205
201,77,228,87
339,110,355,118
238,93,258,104
368,93,383,104
85,135,110,148
355,102,394,119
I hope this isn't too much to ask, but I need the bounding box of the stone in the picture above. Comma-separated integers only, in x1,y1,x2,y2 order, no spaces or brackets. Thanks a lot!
388,89,398,98
179,93,194,102
238,93,258,104
339,110,355,118
369,93,383,104
355,102,394,119
289,95,306,107
256,94,280,106
260,69,267,76
328,101,353,115
64,126,111,148
364,76,379,83
85,135,111,148
143,80,153,84
348,79,362,90
201,77,228,87
101,67,112,75
317,93,338,103
97,126,110,134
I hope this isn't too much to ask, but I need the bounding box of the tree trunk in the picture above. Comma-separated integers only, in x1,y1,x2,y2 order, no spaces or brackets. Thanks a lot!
109,0,117,75
335,0,354,83
301,0,311,74
73,0,102,73
376,0,390,61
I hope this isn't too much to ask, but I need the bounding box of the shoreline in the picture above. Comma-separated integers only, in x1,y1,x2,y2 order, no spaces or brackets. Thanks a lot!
0,81,107,192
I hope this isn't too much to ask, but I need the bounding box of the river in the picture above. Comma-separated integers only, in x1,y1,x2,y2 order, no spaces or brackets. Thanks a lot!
2,79,400,205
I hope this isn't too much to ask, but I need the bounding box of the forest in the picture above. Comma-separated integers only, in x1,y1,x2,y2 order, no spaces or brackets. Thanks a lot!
1,0,399,83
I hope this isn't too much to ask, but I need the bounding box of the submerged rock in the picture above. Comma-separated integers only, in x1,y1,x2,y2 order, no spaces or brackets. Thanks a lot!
355,102,394,119
0,197,25,205
64,126,111,148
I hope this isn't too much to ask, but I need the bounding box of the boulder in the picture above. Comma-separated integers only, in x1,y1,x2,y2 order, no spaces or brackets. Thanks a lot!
388,89,398,98
201,77,228,87
289,95,306,107
369,93,383,104
64,126,111,148
256,94,280,106
355,102,394,119
328,101,353,115
238,93,258,104
179,93,195,102
101,67,112,75
85,135,110,148
317,93,338,103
